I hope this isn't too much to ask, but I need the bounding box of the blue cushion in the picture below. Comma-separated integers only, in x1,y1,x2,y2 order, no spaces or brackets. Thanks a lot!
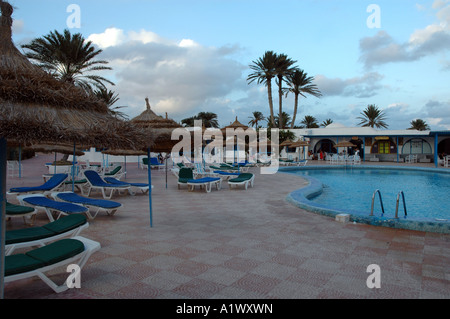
9,174,68,193
56,192,121,209
104,177,147,188
84,170,129,187
187,177,220,183
23,197,88,214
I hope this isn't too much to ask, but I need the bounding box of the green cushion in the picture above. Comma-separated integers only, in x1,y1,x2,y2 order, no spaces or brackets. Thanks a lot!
6,227,55,245
105,166,121,176
179,168,193,180
5,254,46,276
229,174,253,183
26,239,85,265
43,214,87,234
5,202,34,215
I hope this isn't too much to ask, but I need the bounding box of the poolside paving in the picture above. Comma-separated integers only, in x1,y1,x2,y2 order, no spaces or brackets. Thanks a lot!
3,154,449,299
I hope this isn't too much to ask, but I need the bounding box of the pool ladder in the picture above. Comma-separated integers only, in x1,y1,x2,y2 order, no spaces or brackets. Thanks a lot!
370,189,407,218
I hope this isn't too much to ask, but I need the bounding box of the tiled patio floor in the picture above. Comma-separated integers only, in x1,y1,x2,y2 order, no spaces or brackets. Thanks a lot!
3,154,449,299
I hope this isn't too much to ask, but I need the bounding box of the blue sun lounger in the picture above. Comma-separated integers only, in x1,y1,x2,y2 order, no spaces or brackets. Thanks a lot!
5,214,89,255
18,194,89,222
5,236,100,293
104,177,151,195
8,173,68,195
51,191,122,218
83,170,131,199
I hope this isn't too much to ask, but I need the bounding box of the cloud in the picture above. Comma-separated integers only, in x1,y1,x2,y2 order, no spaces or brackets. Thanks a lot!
314,72,384,98
359,3,450,69
87,27,247,122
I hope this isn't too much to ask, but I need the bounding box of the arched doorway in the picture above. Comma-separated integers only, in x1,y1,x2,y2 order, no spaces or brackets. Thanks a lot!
314,139,336,154
371,138,397,154
438,137,450,156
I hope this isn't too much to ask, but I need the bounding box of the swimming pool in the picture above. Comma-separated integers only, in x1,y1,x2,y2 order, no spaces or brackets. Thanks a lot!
282,165,450,234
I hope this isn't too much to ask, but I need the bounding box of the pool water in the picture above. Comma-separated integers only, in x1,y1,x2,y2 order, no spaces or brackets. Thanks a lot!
287,167,450,222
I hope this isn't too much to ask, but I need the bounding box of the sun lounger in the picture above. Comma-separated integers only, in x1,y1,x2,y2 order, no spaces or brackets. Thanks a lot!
18,194,89,222
4,236,100,293
8,173,68,195
177,167,194,189
290,160,308,167
5,214,88,255
104,177,151,195
149,157,164,169
212,170,241,180
104,165,125,179
51,191,122,218
187,177,222,193
83,170,130,199
6,201,37,225
228,173,255,190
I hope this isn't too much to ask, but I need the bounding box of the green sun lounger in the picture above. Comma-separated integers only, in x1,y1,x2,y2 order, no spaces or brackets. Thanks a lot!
228,173,255,190
5,214,89,255
6,201,37,225
5,236,100,293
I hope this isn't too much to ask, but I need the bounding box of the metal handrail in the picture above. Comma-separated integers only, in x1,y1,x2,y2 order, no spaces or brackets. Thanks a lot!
395,191,407,218
370,189,385,216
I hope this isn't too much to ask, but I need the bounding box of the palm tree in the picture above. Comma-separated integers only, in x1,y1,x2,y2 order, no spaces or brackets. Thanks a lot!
22,29,113,91
298,115,319,128
357,104,388,129
248,111,265,128
285,69,322,129
273,112,292,129
197,112,219,128
409,119,430,131
181,116,198,127
274,53,297,129
247,51,278,127
181,112,219,128
93,88,128,119
320,118,333,127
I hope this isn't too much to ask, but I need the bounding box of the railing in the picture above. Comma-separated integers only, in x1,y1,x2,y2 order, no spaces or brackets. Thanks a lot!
370,189,385,216
395,191,407,218
370,190,407,219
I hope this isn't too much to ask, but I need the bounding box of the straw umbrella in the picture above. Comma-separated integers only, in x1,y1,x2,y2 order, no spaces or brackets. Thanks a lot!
131,98,182,223
290,139,309,160
102,148,147,179
221,117,250,163
25,142,85,187
0,1,145,297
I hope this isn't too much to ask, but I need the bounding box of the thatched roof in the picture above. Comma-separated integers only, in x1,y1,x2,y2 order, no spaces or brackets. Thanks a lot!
131,98,181,152
25,142,85,156
0,1,145,149
221,116,248,131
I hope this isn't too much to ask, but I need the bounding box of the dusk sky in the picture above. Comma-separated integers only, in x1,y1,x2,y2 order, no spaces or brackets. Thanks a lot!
9,0,450,130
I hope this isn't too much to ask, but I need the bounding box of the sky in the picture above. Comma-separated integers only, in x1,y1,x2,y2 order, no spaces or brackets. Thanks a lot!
8,0,450,130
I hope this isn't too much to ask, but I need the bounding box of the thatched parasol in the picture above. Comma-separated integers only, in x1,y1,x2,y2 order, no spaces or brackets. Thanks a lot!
279,139,294,147
131,98,181,152
290,139,309,147
221,116,248,133
131,97,183,225
0,1,143,295
0,1,144,150
25,143,85,157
